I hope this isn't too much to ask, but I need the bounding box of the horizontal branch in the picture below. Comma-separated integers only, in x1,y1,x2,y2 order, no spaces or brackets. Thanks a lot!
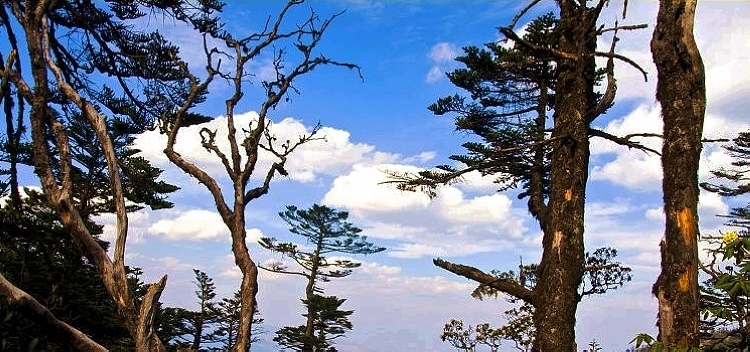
598,23,648,34
433,258,536,305
589,128,662,155
498,27,577,60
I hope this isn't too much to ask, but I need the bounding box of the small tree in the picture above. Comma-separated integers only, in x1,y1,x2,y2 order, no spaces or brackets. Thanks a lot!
183,269,221,350
260,204,384,351
274,294,354,351
214,289,265,349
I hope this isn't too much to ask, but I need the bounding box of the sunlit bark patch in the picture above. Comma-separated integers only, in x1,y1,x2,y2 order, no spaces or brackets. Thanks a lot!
678,271,690,292
676,207,695,244
565,188,572,201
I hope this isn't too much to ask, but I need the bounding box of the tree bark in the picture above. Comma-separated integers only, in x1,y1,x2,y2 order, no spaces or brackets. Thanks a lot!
651,0,705,348
530,3,598,350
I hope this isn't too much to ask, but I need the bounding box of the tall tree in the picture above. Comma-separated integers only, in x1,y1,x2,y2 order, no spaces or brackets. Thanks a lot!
0,1,214,349
260,204,385,351
159,2,360,349
651,0,706,348
390,4,647,350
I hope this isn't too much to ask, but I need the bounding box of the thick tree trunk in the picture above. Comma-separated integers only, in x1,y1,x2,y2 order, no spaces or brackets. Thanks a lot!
651,0,705,348
531,4,598,351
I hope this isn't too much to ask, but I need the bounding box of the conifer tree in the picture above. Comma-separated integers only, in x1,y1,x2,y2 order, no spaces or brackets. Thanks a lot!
391,5,647,349
260,204,384,351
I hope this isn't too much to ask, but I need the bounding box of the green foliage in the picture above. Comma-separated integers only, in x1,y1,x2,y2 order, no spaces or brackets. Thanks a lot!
213,288,264,349
700,130,750,349
182,269,222,349
629,332,704,352
260,204,385,286
0,190,134,350
393,13,558,200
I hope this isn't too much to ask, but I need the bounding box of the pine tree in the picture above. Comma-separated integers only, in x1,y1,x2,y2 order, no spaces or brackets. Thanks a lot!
260,204,384,351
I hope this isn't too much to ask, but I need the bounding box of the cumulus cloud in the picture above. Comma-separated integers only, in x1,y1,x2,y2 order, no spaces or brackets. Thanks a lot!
132,112,400,187
322,164,530,259
429,42,458,63
146,208,264,242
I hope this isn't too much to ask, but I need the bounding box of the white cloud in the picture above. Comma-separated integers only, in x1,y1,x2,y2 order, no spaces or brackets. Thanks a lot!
429,42,458,63
645,207,663,221
402,151,437,164
425,66,444,83
322,164,530,259
146,208,265,242
323,164,432,214
149,209,228,241
426,42,458,83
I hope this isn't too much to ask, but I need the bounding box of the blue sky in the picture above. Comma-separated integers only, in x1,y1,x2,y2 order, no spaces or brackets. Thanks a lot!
9,1,750,351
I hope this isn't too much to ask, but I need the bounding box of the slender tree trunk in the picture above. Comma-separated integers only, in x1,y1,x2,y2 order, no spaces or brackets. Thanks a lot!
531,4,598,351
230,214,259,352
651,0,705,348
304,237,324,351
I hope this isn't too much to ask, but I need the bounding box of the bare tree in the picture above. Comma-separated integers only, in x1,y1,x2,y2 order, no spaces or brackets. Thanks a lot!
161,2,360,350
651,0,706,348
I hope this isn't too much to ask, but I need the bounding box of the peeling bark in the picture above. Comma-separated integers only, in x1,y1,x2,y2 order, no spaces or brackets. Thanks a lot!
651,0,705,348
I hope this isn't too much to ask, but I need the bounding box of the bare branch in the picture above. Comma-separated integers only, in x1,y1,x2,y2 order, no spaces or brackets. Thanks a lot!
259,265,309,278
433,258,536,305
598,23,648,34
498,27,578,60
506,0,543,31
594,50,648,82
703,138,730,143
589,128,662,155
589,22,619,122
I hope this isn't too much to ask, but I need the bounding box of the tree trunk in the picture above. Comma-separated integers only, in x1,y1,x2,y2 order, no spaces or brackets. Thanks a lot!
230,217,259,352
531,3,598,351
651,0,705,348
